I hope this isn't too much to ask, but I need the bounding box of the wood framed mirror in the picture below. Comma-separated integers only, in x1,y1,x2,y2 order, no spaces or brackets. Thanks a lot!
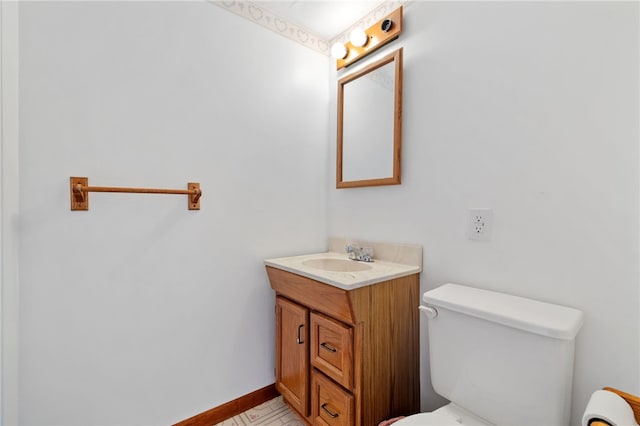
337,48,403,188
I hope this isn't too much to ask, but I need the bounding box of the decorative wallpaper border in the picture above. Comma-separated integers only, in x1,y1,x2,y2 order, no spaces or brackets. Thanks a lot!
210,0,329,54
327,0,413,49
209,0,414,56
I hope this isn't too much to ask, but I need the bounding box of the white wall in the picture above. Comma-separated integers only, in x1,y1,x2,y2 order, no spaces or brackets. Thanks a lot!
10,1,640,425
1,1,20,424
328,2,639,425
17,2,328,424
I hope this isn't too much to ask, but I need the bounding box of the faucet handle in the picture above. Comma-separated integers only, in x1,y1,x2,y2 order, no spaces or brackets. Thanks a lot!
345,244,360,253
361,247,374,261
345,244,358,260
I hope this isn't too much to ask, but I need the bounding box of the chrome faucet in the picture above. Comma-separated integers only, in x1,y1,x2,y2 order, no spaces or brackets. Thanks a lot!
345,244,374,262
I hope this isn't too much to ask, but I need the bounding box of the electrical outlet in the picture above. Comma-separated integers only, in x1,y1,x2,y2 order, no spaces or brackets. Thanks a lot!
468,208,493,241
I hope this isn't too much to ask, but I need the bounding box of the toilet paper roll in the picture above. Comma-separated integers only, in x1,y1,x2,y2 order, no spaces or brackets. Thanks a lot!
582,390,639,426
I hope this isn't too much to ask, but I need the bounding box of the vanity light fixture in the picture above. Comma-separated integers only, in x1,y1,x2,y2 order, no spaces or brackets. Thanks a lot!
349,28,368,47
381,18,393,33
333,6,402,70
330,42,348,59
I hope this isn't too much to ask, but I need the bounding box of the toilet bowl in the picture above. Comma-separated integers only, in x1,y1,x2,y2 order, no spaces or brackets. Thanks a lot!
394,412,460,426
410,283,584,426
395,403,491,426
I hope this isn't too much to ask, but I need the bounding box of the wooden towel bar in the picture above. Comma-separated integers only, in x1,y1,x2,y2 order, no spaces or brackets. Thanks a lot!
70,177,201,211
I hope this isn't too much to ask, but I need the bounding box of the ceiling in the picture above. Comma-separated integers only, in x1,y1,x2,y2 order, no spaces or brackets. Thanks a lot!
258,1,385,40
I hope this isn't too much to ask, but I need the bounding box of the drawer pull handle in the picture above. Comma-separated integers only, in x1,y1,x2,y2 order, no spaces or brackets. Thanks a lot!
320,342,338,353
296,324,304,344
321,403,339,418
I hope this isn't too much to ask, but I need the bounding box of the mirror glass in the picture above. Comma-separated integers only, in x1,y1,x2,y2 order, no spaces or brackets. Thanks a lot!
337,48,402,188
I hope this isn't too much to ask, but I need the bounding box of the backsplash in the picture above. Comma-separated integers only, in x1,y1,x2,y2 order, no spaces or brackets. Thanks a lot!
329,237,422,268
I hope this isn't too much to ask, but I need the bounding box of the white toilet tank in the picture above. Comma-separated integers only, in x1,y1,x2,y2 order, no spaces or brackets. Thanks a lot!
423,284,584,426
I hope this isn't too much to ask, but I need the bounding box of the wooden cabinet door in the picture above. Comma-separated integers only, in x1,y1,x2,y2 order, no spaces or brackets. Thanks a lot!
276,296,309,417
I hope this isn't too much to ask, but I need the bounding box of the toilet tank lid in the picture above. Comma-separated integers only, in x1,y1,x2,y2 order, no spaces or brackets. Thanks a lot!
423,283,584,340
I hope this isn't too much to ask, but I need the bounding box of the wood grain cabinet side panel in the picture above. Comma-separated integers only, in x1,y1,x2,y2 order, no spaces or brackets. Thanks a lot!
349,274,420,425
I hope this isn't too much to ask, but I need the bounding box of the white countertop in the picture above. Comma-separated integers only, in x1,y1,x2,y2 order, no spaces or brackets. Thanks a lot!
264,251,421,290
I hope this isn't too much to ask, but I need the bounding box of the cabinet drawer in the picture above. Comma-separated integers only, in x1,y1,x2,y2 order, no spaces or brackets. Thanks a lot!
310,312,353,389
311,370,354,426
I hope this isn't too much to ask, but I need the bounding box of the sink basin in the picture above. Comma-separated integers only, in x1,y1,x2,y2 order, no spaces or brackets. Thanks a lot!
302,258,372,272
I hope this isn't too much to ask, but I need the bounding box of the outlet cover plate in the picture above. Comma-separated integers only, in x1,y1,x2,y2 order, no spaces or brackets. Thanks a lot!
468,208,493,241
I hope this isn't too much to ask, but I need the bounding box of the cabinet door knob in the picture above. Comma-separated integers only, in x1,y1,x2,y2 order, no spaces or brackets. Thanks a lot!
320,342,338,353
296,324,305,344
321,403,339,418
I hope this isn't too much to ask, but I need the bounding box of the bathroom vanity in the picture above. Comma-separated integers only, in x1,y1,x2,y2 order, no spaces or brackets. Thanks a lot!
265,241,422,426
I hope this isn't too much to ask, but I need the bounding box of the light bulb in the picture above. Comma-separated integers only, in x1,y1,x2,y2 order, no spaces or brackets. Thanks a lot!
349,28,368,47
330,42,348,59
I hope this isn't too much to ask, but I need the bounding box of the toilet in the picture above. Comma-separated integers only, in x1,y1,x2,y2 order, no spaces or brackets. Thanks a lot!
396,283,584,426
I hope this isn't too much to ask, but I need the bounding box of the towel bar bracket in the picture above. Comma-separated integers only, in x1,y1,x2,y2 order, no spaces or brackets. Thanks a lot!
70,177,202,211
188,182,201,210
71,177,89,210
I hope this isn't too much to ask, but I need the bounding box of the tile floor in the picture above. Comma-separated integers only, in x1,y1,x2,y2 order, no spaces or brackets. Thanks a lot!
214,396,305,426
